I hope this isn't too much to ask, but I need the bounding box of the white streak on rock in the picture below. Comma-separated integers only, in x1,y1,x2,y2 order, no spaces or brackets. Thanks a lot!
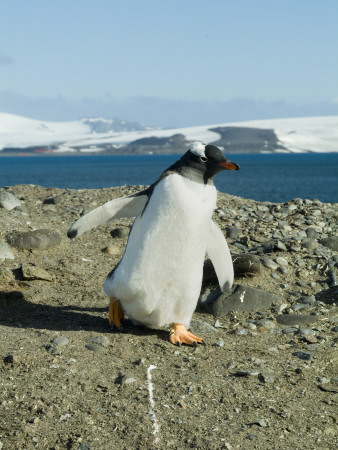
147,365,160,444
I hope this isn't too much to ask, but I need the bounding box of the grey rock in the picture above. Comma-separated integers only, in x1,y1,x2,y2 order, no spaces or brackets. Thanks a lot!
282,327,298,334
110,227,129,239
276,314,318,326
203,284,280,315
297,295,316,305
7,229,62,250
292,351,312,361
85,343,104,352
315,286,338,305
320,236,338,252
260,257,278,270
0,191,21,210
301,239,319,250
298,328,315,336
306,227,318,239
190,319,218,334
275,256,288,267
51,336,69,346
87,336,110,347
214,340,225,347
0,241,14,260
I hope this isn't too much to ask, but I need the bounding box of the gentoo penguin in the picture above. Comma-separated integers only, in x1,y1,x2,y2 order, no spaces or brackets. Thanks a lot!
68,142,239,345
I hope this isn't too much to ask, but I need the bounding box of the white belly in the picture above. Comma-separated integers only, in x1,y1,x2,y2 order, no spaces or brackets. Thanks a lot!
104,174,217,328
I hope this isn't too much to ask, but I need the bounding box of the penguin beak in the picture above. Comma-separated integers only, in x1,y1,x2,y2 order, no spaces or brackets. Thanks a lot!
218,161,240,171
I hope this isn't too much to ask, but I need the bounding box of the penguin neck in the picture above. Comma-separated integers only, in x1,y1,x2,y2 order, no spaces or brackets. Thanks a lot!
164,162,215,186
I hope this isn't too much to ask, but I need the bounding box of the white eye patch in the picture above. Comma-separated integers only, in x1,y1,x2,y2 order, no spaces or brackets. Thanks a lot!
189,141,206,157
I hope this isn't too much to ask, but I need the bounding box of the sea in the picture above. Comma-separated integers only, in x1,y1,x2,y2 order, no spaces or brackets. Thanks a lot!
0,153,337,204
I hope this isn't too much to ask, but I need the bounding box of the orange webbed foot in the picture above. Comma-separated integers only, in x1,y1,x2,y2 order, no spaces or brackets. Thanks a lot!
169,323,205,346
108,297,125,329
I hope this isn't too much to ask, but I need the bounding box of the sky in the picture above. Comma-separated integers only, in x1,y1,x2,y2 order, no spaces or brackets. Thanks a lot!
0,0,337,127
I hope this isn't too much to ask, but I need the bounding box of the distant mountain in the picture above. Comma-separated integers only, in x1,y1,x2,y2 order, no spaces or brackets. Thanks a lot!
80,117,149,133
0,112,337,155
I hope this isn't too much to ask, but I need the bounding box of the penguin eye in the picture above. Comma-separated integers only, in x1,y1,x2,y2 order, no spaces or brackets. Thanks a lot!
200,156,208,163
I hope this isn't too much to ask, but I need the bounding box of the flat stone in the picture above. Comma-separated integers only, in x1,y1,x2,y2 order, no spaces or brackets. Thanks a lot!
315,286,338,305
21,263,54,281
7,229,62,250
276,314,317,326
203,284,280,315
0,191,21,210
0,268,15,283
0,242,14,260
319,236,338,251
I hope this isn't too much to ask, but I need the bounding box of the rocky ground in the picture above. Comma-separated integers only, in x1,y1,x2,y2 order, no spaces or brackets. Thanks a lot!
0,184,337,450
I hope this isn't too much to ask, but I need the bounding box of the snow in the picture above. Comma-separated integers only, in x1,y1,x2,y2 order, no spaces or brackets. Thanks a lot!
0,112,337,153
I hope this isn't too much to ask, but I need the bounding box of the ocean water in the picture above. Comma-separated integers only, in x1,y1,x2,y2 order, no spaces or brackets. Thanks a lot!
0,153,337,203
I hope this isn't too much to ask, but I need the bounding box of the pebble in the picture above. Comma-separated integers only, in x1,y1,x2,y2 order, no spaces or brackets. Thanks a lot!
190,319,218,334
319,236,338,251
214,340,225,347
275,256,288,267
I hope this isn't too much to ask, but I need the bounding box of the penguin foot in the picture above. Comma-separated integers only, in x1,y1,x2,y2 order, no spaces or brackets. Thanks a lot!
108,297,125,329
169,323,204,346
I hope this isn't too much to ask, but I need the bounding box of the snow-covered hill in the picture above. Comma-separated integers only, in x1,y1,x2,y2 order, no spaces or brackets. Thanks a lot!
0,112,337,154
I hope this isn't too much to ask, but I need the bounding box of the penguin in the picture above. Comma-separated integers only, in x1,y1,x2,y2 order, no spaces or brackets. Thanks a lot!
67,142,239,346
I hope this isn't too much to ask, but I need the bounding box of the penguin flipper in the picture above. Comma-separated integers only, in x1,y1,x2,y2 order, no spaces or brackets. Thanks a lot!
67,192,148,238
206,220,234,292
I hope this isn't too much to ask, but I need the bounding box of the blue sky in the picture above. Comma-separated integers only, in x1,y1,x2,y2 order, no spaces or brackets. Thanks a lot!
0,0,337,126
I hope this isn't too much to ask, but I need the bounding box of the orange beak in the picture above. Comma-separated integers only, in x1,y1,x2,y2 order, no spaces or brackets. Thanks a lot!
218,161,240,171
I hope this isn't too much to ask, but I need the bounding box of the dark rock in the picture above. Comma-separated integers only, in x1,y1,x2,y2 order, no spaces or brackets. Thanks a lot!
7,229,62,250
306,227,318,239
292,351,312,361
276,314,318,326
43,197,57,205
315,286,338,305
0,191,21,210
203,254,261,284
320,236,338,252
226,227,242,239
232,254,261,277
203,284,279,315
110,227,130,239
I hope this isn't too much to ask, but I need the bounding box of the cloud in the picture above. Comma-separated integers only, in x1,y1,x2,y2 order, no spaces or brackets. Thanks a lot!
0,49,14,65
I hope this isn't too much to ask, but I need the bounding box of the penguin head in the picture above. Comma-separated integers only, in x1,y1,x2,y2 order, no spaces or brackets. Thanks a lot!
170,141,239,184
